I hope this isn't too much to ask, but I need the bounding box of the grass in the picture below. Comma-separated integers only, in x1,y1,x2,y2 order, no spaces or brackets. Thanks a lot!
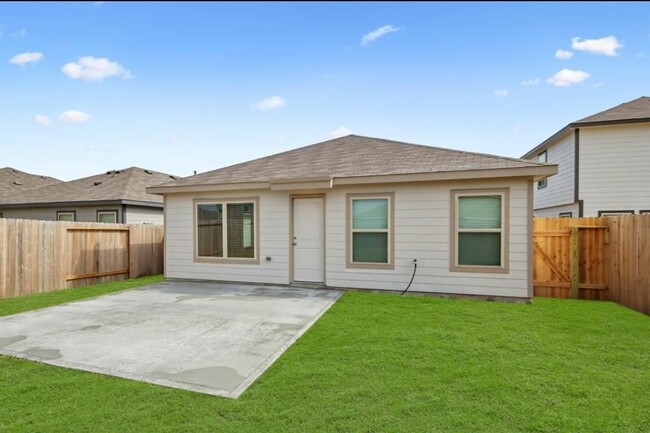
1,280,649,433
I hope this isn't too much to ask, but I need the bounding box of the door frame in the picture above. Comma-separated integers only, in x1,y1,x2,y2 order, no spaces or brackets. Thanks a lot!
289,194,326,284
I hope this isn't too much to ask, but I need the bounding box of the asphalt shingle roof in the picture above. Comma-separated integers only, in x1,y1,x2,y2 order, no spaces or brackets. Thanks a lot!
1,167,179,206
157,135,545,188
0,168,62,204
573,96,650,125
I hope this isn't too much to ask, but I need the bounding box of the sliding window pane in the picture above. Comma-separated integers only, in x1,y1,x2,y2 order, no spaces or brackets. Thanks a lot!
197,204,223,257
227,203,255,258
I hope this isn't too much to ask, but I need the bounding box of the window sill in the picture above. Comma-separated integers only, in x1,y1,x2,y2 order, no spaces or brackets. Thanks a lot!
346,262,395,270
450,265,508,274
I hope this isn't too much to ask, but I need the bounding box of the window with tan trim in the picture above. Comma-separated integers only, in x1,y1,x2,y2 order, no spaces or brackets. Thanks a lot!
451,189,509,273
347,193,394,269
195,198,258,262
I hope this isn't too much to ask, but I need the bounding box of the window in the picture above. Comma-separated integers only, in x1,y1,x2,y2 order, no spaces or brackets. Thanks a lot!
598,210,634,216
195,199,257,261
97,210,117,223
537,151,548,189
347,193,393,269
57,211,76,222
559,212,573,218
451,189,509,273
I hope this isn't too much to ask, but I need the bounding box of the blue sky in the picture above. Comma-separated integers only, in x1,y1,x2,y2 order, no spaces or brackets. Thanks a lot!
1,2,649,180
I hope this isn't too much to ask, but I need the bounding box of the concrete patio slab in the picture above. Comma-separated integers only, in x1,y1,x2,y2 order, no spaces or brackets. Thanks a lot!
0,281,343,398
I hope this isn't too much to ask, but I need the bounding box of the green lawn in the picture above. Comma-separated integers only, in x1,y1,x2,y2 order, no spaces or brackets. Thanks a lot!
1,280,649,433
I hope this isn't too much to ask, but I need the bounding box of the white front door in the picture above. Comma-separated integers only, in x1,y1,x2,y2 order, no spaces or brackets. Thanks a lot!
293,197,324,283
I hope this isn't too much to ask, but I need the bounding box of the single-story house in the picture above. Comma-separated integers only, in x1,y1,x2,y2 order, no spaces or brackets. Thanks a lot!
148,135,557,299
522,96,650,217
0,167,179,224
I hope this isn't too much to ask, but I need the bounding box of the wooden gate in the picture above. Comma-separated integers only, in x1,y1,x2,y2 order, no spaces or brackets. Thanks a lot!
533,217,609,300
66,226,130,287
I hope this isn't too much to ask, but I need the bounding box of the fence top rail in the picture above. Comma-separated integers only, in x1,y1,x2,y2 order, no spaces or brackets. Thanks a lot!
67,227,130,232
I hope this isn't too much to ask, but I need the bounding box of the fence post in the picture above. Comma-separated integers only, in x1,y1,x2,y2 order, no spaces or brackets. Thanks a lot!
570,226,580,299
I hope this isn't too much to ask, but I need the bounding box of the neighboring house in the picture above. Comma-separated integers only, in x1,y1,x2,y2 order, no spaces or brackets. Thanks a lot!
148,135,556,299
0,167,180,224
522,96,650,217
0,167,62,204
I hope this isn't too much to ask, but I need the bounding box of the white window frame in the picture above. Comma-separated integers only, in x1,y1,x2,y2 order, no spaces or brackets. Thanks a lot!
450,189,509,273
97,210,117,224
537,151,548,189
346,193,394,270
194,198,259,264
57,211,76,222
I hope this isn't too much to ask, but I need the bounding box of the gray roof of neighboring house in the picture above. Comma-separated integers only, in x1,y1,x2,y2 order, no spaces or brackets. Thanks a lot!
573,96,650,125
0,167,62,203
0,167,180,207
522,96,650,159
151,134,550,191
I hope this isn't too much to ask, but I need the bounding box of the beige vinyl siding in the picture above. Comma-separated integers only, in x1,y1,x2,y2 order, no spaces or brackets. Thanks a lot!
324,179,530,298
579,123,650,216
0,205,120,222
164,190,290,284
531,131,575,210
164,178,531,298
125,205,164,225
533,202,579,218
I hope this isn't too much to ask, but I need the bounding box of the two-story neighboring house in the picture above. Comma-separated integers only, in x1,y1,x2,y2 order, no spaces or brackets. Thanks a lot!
522,96,650,217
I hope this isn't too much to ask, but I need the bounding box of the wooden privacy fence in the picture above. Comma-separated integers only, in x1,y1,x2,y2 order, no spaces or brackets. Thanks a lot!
534,215,650,315
0,219,164,299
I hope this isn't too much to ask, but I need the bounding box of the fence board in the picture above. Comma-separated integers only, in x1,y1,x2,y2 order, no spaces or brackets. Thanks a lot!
0,219,164,298
535,215,650,315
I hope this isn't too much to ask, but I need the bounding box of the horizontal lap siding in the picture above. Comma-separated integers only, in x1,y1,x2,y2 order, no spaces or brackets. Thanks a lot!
531,132,575,211
165,179,531,298
580,124,650,216
164,190,290,284
125,206,164,225
324,179,530,298
533,202,580,218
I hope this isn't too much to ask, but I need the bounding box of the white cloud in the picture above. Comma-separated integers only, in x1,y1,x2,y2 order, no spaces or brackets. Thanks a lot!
250,96,286,111
494,88,509,98
59,110,91,123
10,28,26,38
637,52,646,58
33,115,51,126
546,69,590,87
571,36,623,56
521,78,541,86
555,49,573,60
330,126,352,138
9,51,43,65
61,56,133,81
361,25,400,46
